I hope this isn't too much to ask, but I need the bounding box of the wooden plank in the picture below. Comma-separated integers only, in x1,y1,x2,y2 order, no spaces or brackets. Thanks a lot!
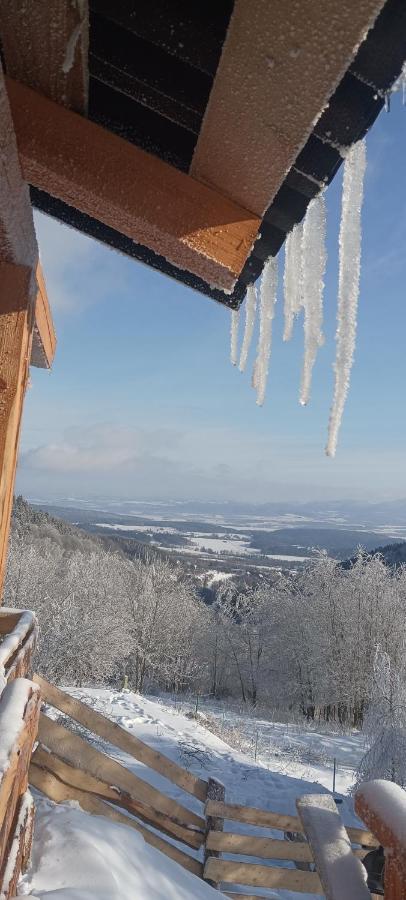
0,0,88,114
5,630,37,683
0,791,34,900
30,764,203,878
204,776,225,888
38,713,205,831
207,830,369,862
31,263,56,369
7,78,260,293
191,0,385,215
297,794,371,900
205,800,378,847
204,858,323,894
32,745,204,850
0,611,21,635
33,674,206,802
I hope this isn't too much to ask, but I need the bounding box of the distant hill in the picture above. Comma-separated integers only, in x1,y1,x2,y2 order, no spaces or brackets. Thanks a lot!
343,541,406,569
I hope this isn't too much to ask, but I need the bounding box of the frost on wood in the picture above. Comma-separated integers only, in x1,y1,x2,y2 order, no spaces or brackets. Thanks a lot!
300,192,327,406
238,283,257,372
326,139,366,457
252,256,278,406
230,308,240,367
283,222,304,342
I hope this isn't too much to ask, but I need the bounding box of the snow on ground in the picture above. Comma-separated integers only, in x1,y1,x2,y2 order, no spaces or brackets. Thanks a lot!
20,689,367,900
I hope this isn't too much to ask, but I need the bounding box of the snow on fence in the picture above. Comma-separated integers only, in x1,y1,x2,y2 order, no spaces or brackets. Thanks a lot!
0,609,37,688
355,779,406,900
0,678,40,899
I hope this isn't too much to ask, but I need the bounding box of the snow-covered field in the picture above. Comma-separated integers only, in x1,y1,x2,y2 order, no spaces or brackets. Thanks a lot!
19,689,367,899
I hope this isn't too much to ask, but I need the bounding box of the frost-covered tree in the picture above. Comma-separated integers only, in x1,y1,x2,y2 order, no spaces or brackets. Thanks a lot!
356,646,406,787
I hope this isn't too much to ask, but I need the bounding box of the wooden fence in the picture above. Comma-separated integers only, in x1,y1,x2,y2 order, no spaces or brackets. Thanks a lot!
30,675,383,898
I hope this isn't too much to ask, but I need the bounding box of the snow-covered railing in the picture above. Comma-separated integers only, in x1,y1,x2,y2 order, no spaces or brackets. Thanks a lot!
0,678,40,899
203,798,377,896
355,780,406,900
0,609,37,690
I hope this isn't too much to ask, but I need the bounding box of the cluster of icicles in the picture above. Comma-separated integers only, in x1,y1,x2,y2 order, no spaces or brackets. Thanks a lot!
230,138,367,457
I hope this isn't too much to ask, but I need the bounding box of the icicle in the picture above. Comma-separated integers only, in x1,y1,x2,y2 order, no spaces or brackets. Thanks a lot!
239,283,257,372
252,256,278,406
230,308,240,366
299,192,327,406
326,139,367,457
283,221,304,341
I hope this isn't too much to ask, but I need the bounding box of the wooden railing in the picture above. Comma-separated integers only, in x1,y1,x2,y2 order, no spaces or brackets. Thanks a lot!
0,678,40,899
356,780,406,900
203,799,378,897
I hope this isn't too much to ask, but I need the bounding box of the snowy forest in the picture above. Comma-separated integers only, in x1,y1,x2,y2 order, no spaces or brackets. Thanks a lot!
5,498,406,752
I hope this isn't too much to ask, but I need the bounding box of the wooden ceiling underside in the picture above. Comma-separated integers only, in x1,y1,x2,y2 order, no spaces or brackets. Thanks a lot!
1,0,406,308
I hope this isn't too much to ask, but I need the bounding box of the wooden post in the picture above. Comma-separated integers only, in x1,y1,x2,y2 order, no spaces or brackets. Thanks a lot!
204,776,225,889
355,780,406,900
0,64,39,598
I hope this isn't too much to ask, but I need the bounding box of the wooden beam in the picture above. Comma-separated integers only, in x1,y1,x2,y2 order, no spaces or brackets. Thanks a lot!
203,858,323,894
191,0,385,215
30,263,56,369
7,78,260,292
0,66,39,597
355,780,406,900
0,0,88,114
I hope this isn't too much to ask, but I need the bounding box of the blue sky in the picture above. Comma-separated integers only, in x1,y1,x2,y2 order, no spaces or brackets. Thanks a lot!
16,93,406,504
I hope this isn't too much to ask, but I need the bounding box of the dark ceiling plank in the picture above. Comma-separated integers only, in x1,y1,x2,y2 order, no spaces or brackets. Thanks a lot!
88,79,196,172
90,11,210,116
9,78,260,292
0,0,88,114
89,0,233,77
350,0,406,92
89,56,201,135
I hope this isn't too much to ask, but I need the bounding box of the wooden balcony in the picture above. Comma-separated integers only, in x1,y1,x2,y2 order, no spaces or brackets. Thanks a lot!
0,609,38,685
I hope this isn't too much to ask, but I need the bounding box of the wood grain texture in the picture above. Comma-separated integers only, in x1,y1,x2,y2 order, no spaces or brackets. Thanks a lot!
204,857,323,893
8,78,260,291
355,781,406,900
0,791,34,900
34,674,207,801
31,263,56,369
0,0,88,113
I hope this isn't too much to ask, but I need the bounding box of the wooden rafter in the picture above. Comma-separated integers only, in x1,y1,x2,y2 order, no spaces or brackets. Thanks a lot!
0,0,88,114
31,263,56,370
191,0,386,216
7,78,260,292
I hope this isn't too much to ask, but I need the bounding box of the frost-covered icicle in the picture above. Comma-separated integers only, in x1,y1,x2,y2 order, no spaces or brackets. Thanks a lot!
299,192,327,406
230,308,240,366
283,222,304,341
239,283,257,372
326,139,367,457
252,256,278,406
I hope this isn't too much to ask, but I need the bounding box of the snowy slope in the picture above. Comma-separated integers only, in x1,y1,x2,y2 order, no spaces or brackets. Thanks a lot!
19,689,366,899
